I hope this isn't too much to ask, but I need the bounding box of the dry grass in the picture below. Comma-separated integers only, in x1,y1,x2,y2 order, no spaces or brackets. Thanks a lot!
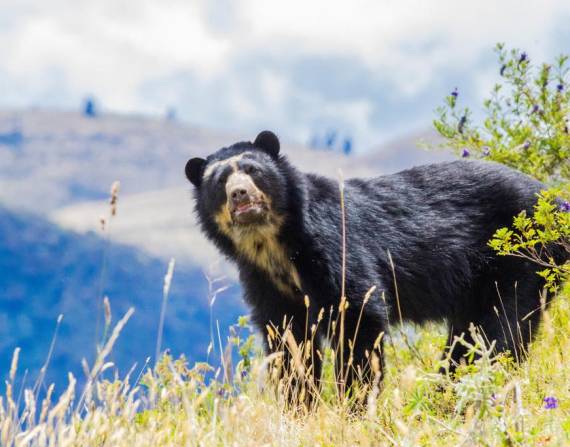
1,278,569,446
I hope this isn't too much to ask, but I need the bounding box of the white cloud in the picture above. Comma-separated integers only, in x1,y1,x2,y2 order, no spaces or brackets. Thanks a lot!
1,0,569,148
241,0,570,91
0,0,230,111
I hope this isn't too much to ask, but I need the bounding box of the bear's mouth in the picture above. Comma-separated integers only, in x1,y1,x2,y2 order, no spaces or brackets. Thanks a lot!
231,201,268,225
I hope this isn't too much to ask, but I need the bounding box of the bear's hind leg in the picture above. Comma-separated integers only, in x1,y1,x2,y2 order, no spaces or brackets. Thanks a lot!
465,265,545,366
477,283,544,364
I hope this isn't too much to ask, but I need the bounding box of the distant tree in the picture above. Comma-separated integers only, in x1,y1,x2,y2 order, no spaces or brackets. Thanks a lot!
0,129,23,150
324,130,337,149
342,137,353,155
309,130,354,154
83,97,97,118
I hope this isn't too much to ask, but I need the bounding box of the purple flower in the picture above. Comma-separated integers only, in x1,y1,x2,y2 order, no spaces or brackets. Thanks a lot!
451,88,459,98
523,140,531,150
482,146,491,156
531,104,540,114
216,388,229,399
241,369,249,379
544,396,558,409
461,148,470,158
519,52,528,63
560,201,570,213
557,83,564,92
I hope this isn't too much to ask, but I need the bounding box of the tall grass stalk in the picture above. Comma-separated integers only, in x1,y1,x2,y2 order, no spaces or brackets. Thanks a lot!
337,170,348,401
32,314,63,403
94,180,121,352
155,258,175,366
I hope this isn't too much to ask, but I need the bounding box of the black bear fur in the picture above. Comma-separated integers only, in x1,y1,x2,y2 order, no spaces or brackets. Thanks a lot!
186,131,559,394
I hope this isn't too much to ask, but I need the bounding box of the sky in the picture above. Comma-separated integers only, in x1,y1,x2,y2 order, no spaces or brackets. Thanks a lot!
1,0,570,151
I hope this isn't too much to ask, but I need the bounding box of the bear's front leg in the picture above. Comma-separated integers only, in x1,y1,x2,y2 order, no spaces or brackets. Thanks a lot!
251,299,322,410
332,311,385,404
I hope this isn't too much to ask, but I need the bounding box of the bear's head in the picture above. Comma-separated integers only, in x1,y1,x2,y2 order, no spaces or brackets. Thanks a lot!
185,131,289,241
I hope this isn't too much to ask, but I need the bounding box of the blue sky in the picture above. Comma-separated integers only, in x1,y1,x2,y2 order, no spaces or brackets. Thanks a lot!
1,0,570,151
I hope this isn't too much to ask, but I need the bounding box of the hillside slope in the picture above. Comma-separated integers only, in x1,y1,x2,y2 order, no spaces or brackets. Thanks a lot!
0,110,347,213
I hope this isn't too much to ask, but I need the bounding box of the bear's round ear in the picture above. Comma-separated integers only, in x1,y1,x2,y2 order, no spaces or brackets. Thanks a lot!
185,157,206,187
253,130,280,158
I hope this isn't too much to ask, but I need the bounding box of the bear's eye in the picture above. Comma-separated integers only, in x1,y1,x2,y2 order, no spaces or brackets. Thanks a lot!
215,171,227,185
244,165,258,175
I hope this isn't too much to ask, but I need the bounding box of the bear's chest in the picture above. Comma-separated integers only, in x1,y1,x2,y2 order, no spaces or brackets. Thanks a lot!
235,232,302,298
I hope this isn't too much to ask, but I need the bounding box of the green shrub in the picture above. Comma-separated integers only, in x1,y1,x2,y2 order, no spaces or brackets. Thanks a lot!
434,43,570,288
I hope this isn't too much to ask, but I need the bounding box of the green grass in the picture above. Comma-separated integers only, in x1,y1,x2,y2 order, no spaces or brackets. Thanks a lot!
2,281,569,446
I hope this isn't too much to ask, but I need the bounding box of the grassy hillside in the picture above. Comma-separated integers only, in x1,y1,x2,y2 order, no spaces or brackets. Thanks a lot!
0,110,240,212
1,283,568,445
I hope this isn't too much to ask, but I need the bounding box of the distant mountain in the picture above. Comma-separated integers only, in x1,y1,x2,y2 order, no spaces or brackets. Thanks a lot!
0,205,244,392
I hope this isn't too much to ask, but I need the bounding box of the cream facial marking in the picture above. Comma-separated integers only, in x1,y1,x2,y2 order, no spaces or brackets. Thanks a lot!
212,172,303,299
225,171,262,200
203,152,255,179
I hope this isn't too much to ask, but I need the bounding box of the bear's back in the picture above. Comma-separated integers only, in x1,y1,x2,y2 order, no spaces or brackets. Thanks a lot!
299,160,545,319
346,160,543,222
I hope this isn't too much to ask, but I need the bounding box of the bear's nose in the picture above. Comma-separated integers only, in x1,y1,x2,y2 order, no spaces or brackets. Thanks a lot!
230,188,249,204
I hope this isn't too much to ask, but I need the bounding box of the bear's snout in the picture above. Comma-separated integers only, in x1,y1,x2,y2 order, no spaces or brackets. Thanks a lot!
225,172,259,206
230,187,249,206
225,171,268,224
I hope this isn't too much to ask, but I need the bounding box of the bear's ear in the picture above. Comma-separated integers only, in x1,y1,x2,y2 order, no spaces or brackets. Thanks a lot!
185,157,206,187
253,130,280,158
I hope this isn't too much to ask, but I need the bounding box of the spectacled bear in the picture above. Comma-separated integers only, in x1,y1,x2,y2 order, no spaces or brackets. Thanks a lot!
185,130,555,394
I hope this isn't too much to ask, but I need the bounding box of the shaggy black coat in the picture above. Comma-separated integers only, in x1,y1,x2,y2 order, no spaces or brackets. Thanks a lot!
186,131,553,392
